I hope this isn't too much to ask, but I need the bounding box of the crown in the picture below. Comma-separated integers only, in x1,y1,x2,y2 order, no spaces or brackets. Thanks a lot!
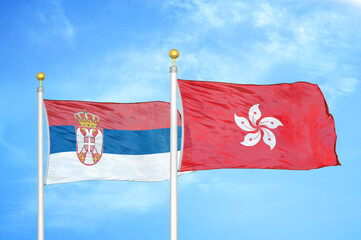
74,109,99,128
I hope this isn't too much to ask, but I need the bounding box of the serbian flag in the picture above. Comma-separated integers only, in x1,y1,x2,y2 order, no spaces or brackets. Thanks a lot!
178,79,340,172
44,100,181,185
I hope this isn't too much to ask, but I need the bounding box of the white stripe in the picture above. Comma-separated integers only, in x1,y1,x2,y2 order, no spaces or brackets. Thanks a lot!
45,151,182,185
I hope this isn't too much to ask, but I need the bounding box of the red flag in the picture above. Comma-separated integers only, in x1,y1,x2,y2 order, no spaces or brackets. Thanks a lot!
178,79,340,171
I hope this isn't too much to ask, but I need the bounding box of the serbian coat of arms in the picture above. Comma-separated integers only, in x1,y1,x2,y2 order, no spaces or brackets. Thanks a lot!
74,109,103,166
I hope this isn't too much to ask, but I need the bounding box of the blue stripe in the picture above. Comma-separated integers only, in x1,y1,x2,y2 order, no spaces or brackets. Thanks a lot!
49,125,182,155
49,126,76,153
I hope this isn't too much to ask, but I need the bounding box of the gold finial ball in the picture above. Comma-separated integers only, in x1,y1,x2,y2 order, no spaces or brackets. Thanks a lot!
36,72,45,81
169,49,179,60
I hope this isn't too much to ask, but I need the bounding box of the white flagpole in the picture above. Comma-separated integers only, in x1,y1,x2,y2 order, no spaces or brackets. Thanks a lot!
169,49,179,240
37,72,45,240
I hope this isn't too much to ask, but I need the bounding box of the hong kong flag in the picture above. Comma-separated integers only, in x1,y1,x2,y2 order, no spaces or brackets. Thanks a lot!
178,79,340,172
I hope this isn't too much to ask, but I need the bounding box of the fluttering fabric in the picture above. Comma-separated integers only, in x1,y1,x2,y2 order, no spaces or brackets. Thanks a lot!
44,100,181,185
178,79,340,172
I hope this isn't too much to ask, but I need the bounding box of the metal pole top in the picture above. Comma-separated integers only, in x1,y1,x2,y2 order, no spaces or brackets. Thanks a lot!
36,72,45,87
169,49,179,66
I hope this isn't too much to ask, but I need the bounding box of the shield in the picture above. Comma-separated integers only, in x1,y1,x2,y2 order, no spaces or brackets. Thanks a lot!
76,126,103,166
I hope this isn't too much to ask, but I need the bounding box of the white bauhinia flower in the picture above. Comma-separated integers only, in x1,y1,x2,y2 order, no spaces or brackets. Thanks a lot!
234,104,283,150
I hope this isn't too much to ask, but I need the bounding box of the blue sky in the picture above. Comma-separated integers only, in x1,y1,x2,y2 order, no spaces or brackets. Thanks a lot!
1,0,361,239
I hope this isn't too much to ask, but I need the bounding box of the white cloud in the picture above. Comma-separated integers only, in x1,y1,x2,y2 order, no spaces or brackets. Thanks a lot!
253,2,284,28
29,0,75,43
338,78,358,93
247,3,361,108
333,0,361,8
165,0,246,28
0,127,26,160
89,1,360,109
320,77,359,108
48,1,360,110
88,47,172,103
4,181,169,231
44,182,168,229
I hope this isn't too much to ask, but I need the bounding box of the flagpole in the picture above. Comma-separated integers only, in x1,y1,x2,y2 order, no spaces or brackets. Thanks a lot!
169,49,179,240
37,72,45,240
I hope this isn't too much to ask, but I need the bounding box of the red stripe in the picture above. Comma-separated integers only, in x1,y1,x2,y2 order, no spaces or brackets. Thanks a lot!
44,100,181,130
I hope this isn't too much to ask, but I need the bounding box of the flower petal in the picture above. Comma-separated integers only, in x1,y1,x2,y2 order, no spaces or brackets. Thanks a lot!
249,104,261,127
241,130,261,147
259,117,283,129
234,114,257,132
261,127,276,150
